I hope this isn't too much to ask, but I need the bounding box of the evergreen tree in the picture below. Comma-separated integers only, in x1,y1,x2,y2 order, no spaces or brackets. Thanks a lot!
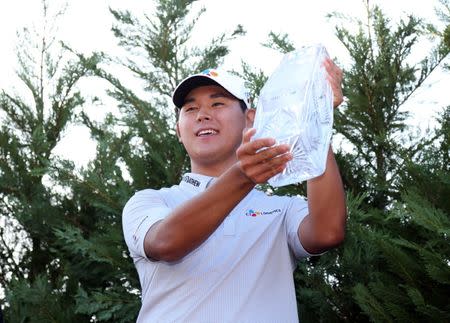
0,1,92,321
1,0,244,321
289,2,450,322
53,0,245,320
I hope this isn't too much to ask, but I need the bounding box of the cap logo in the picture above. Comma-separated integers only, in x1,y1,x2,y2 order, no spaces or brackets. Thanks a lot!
201,69,218,77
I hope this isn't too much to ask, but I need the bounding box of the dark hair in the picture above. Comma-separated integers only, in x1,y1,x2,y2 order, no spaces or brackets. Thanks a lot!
238,100,247,112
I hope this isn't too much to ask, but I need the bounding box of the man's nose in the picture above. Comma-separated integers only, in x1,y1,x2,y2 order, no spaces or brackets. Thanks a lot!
196,106,211,122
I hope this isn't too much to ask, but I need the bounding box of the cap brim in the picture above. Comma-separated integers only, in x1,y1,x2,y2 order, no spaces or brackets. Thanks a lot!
172,75,221,108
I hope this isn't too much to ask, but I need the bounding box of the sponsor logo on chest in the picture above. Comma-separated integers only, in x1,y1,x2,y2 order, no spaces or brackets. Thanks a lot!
245,208,282,217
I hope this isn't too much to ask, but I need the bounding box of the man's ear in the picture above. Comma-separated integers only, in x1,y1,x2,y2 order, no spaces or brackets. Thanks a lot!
245,108,256,129
176,122,182,143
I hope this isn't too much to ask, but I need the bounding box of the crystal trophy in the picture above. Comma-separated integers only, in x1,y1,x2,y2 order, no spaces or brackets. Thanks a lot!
252,44,333,186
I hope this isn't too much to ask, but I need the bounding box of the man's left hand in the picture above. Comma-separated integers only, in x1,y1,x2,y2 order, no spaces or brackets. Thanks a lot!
323,58,344,108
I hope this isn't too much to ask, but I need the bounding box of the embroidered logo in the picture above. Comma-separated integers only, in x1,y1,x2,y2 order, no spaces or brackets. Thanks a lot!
183,175,200,187
201,68,218,77
245,208,281,217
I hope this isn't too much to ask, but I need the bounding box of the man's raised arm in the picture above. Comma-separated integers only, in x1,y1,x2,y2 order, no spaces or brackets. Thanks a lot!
145,132,292,262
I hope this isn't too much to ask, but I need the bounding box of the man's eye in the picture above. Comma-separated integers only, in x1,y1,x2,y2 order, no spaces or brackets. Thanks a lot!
185,106,197,112
212,102,224,107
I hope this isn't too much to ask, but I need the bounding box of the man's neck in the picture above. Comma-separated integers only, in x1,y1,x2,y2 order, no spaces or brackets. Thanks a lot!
190,157,237,178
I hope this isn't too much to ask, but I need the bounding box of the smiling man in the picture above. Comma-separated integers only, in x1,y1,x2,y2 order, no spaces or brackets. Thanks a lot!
122,63,346,323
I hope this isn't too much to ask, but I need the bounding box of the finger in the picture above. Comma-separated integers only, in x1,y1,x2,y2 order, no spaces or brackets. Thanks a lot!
323,57,341,72
327,74,343,91
240,137,276,155
242,128,257,144
252,166,286,184
260,151,293,169
327,80,343,108
248,151,293,179
323,59,344,108
323,58,343,80
257,164,287,183
251,155,292,183
252,144,291,164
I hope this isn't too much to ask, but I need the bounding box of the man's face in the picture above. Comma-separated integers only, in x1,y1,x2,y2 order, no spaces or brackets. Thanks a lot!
176,85,248,169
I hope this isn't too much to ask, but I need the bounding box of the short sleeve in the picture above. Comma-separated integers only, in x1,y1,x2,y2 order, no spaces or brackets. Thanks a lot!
285,196,317,259
122,189,171,261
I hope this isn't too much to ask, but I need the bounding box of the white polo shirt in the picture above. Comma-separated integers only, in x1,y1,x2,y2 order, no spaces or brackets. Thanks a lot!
122,173,313,323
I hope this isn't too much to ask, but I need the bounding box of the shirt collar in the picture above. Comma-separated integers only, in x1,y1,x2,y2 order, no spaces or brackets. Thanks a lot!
179,173,215,192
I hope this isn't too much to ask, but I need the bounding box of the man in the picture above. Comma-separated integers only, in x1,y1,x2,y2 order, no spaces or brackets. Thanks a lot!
123,59,346,323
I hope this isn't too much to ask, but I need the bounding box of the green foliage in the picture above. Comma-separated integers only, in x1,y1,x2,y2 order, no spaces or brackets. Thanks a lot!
109,0,245,99
262,31,296,54
334,10,411,208
347,188,450,322
287,2,450,322
296,193,384,322
297,165,450,322
0,1,147,321
5,275,85,323
0,1,92,318
236,62,268,108
331,4,450,210
43,0,246,320
75,287,140,322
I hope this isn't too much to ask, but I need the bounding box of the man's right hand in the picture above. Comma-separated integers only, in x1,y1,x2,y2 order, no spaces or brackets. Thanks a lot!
236,128,293,184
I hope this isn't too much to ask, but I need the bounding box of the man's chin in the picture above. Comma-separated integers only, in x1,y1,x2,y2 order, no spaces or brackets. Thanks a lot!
190,150,236,166
191,150,223,163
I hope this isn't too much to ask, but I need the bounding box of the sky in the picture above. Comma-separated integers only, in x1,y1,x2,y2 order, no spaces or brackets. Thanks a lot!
0,0,449,166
